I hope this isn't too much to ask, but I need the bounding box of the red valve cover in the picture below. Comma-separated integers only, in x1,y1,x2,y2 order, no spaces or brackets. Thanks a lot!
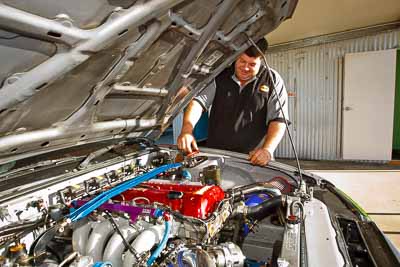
118,182,225,219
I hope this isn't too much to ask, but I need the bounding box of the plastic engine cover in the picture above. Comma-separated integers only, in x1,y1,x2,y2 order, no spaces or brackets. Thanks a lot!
119,182,225,219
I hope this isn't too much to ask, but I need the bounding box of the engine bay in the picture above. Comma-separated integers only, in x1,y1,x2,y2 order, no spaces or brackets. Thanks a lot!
0,144,342,267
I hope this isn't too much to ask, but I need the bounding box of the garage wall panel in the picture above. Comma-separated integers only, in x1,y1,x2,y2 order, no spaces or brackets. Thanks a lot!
268,29,400,160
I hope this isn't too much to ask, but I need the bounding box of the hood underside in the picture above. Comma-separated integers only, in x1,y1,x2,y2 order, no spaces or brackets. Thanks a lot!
0,0,297,164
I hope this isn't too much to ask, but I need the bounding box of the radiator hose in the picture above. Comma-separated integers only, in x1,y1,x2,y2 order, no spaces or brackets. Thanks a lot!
245,196,282,221
147,214,172,266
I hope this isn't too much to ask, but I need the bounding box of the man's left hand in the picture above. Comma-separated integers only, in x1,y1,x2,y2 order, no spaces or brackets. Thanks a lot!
248,148,272,166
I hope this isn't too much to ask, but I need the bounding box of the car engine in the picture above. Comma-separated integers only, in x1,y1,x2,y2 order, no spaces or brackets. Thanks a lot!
0,147,315,267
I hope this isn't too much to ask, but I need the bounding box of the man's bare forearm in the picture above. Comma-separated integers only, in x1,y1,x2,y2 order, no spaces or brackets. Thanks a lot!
262,121,286,154
178,100,204,153
181,100,203,134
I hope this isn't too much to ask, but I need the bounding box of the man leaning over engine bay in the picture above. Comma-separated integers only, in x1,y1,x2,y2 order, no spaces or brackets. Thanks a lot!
178,39,290,166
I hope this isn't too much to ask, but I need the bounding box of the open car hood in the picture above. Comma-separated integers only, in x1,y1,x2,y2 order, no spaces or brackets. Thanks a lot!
0,0,297,164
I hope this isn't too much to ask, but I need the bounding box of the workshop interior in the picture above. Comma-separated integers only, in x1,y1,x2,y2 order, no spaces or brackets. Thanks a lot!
0,0,399,267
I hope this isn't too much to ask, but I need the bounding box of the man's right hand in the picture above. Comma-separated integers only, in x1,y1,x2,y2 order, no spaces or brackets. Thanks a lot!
178,100,203,153
177,132,199,154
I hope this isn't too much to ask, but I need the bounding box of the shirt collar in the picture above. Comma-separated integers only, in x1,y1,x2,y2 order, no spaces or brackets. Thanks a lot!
231,73,257,89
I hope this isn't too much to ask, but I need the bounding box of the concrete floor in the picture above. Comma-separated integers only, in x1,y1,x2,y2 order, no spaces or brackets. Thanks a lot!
311,170,400,250
278,159,400,251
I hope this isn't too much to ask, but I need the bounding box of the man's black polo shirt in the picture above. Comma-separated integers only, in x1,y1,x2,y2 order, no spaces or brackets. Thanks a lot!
194,66,289,154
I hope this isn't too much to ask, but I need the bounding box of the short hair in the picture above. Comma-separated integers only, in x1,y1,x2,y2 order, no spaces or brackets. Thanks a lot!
244,38,268,58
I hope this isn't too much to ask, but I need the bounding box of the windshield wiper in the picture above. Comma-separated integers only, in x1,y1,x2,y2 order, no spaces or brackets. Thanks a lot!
0,157,83,178
77,137,156,170
78,144,118,170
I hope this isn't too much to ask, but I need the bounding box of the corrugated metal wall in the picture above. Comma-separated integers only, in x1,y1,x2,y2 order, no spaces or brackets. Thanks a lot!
269,29,400,160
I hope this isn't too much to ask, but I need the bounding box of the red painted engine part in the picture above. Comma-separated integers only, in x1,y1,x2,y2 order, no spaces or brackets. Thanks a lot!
118,182,225,219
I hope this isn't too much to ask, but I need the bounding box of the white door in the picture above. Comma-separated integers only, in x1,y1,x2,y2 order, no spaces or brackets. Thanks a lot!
342,49,397,161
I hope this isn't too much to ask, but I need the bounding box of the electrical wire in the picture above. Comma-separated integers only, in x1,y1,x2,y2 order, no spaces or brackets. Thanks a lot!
104,211,139,261
247,36,303,188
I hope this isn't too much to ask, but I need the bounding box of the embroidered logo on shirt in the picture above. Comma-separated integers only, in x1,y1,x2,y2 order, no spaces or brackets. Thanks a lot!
259,84,269,95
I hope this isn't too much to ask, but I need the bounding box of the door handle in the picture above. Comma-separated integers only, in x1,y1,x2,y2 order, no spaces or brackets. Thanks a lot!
344,106,353,111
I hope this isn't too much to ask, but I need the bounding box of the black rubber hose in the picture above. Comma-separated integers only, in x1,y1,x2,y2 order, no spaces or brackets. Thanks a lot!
246,196,282,221
230,183,281,202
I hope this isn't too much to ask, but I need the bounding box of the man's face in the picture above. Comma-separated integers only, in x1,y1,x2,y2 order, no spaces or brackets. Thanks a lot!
234,53,262,83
